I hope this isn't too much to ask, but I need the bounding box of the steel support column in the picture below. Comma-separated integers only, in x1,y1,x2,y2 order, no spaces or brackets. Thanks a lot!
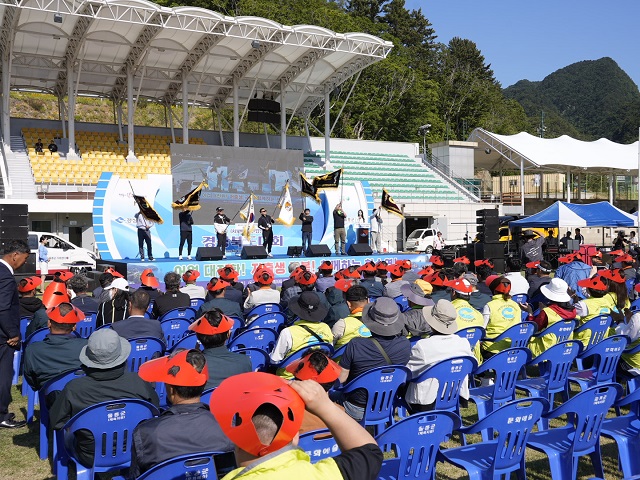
182,80,188,144
2,56,10,151
127,69,135,161
324,88,330,166
67,64,78,158
233,80,239,147
280,79,286,149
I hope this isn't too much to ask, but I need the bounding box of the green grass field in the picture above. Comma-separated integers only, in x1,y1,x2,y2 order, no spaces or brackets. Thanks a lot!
0,378,627,480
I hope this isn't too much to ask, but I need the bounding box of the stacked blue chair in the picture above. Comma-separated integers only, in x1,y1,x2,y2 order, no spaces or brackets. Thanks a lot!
246,303,281,318
75,312,97,338
527,383,622,480
227,327,278,353
190,298,205,310
600,386,640,478
530,318,575,346
298,429,340,463
169,333,201,352
126,451,234,480
455,326,485,350
55,399,160,480
161,319,192,349
158,306,197,322
483,321,536,349
439,397,548,480
377,411,460,480
515,340,581,429
568,335,627,392
126,337,165,373
468,347,530,440
234,347,270,372
227,316,244,339
243,312,286,332
333,365,410,435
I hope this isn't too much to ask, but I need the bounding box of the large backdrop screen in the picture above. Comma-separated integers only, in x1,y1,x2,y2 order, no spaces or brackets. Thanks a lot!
170,144,304,224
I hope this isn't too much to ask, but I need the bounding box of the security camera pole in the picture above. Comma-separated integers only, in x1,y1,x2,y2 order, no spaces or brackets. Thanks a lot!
418,124,431,159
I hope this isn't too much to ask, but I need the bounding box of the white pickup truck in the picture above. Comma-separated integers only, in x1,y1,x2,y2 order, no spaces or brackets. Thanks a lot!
29,231,97,274
404,228,467,254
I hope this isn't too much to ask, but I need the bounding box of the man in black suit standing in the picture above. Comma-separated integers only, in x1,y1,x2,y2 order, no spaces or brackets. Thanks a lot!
0,240,30,428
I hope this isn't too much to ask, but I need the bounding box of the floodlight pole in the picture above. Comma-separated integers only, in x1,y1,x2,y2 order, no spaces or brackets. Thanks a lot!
67,64,77,159
280,79,286,149
324,87,331,166
233,80,239,147
127,69,135,161
182,80,189,144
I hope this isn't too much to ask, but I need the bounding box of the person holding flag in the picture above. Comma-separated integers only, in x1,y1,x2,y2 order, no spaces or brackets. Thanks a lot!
135,207,155,262
333,203,347,256
369,208,382,254
214,207,231,258
239,195,256,248
258,208,275,257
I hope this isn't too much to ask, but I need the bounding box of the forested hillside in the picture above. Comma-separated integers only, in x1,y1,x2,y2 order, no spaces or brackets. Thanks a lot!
504,58,640,143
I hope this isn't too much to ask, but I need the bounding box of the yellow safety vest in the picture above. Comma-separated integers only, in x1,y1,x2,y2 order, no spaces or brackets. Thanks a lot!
452,297,484,364
528,307,565,358
222,448,343,480
277,321,333,379
574,295,615,348
622,337,640,370
481,295,522,354
335,312,371,348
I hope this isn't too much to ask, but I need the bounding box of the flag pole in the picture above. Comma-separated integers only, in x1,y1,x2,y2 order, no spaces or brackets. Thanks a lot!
272,180,287,217
340,162,344,202
229,194,251,224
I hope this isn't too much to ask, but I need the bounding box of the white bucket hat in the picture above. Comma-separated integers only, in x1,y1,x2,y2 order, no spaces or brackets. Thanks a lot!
540,278,571,303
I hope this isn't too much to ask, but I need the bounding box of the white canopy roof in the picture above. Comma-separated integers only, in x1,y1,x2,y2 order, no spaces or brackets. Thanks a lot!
471,128,640,173
0,0,392,118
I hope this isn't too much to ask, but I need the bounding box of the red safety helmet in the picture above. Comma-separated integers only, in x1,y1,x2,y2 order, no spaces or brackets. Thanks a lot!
446,278,474,294
598,268,627,284
318,261,333,272
285,351,341,384
18,276,42,293
206,278,231,292
182,269,200,283
453,256,470,265
42,281,70,309
104,267,124,278
577,276,607,291
140,269,160,288
46,303,85,323
139,350,208,387
189,314,234,335
296,270,317,286
218,265,239,281
334,279,353,292
254,267,274,285
429,255,444,267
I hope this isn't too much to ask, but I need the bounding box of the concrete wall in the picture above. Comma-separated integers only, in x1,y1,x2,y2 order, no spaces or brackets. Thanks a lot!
429,141,477,179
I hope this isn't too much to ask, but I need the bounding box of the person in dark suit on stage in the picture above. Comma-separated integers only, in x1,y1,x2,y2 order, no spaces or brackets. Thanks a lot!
213,207,231,259
178,207,194,261
258,208,274,257
0,240,30,428
299,208,313,254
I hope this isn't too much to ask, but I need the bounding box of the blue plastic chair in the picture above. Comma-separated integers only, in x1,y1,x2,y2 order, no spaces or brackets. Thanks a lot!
145,300,154,318
468,347,530,440
55,399,160,480
298,429,340,463
515,340,582,429
531,319,576,347
600,386,640,478
405,356,477,416
158,306,197,322
169,333,201,353
439,398,549,480
527,383,622,480
228,316,244,339
393,295,409,312
377,411,460,480
276,343,335,372
568,334,627,392
190,298,205,310
131,451,233,480
511,293,528,304
200,388,215,405
574,315,612,369
22,328,55,423
75,312,97,338
619,342,640,393
161,319,193,349
12,316,31,386
38,369,86,460
243,312,286,332
483,321,536,349
455,326,485,350
234,347,270,372
227,327,278,353
331,343,348,361
334,365,410,435
126,337,165,373
246,303,281,319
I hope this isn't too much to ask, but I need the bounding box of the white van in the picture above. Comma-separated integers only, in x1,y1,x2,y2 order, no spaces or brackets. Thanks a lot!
404,228,466,253
28,231,97,274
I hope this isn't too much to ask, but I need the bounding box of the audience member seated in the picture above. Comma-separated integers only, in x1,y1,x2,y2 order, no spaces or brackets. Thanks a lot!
555,253,591,299
209,372,383,480
426,270,453,303
315,261,336,293
96,277,130,327
286,351,342,433
504,257,529,296
358,262,384,298
216,265,244,304
451,258,470,279
521,278,576,357
130,349,234,477
197,277,244,319
138,269,162,302
111,289,165,344
399,260,420,283
152,272,191,318
281,270,331,322
405,300,474,412
449,278,485,328
270,292,334,377
429,255,444,272
180,269,206,300
382,264,409,299
526,260,553,300
48,140,57,153
481,275,522,358
464,273,491,312
335,297,410,421
324,279,352,326
68,274,100,314
244,266,280,313
93,271,116,303
400,279,435,337
376,261,388,284
18,275,48,325
49,329,159,468
600,268,630,318
23,303,88,393
190,309,252,389
243,264,277,302
280,263,303,300
34,138,44,154
615,289,640,374
332,285,371,348
589,250,608,276
474,262,494,296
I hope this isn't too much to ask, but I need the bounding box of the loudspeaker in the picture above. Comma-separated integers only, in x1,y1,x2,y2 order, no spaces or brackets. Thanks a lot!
241,246,268,260
287,246,303,257
477,208,500,243
0,204,27,216
14,252,36,275
195,247,224,261
347,244,373,256
0,215,28,227
306,244,332,257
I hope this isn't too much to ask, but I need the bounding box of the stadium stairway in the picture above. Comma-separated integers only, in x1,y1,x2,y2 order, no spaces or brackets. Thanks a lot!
304,150,478,203
8,136,37,199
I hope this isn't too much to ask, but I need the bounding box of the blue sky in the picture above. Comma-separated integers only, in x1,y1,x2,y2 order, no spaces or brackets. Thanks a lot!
405,0,640,89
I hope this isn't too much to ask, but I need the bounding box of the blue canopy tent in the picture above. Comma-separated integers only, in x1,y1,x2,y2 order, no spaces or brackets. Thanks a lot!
511,201,637,228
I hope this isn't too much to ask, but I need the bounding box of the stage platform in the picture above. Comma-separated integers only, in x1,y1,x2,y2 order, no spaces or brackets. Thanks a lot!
97,251,429,287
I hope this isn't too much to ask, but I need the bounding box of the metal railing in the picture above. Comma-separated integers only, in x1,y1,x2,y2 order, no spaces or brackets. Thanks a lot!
423,151,482,200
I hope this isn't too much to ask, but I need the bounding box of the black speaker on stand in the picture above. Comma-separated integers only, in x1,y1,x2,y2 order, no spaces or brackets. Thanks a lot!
287,246,303,257
306,245,332,257
241,246,268,259
347,244,373,256
195,247,224,261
